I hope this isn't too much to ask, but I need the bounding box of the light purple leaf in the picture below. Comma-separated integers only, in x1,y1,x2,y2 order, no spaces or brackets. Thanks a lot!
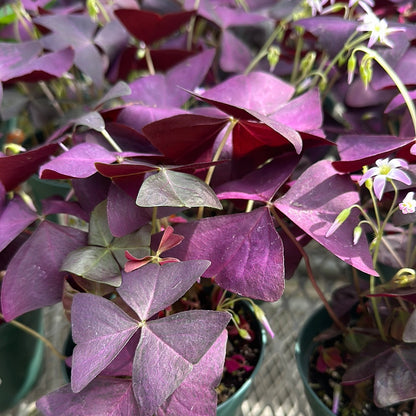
1,221,87,320
37,379,139,416
107,183,151,237
270,89,323,131
128,49,215,107
40,143,117,180
35,14,104,86
215,153,300,202
219,30,253,73
403,310,416,342
170,207,285,301
201,71,295,116
374,344,416,407
157,330,227,416
118,261,211,320
274,160,376,275
136,169,223,209
41,197,89,222
71,294,139,393
133,310,231,416
0,195,38,252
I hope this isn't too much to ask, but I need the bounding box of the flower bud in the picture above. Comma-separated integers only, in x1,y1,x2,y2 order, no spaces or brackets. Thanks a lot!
267,46,280,72
347,54,357,84
326,207,352,237
353,225,362,245
253,304,275,338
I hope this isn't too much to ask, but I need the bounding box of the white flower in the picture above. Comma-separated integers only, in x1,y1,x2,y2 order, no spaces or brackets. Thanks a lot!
359,158,411,200
357,12,405,48
399,192,416,214
348,0,374,9
306,0,329,16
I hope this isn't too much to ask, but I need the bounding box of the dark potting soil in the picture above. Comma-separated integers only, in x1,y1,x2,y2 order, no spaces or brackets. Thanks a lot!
309,340,413,416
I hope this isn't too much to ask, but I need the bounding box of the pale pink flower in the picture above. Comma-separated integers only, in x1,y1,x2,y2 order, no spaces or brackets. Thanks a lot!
399,192,416,214
359,158,411,200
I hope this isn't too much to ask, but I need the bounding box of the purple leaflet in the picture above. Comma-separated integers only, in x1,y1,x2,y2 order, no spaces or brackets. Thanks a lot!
128,49,215,107
34,14,104,86
403,310,416,342
0,195,38,252
219,30,253,73
37,378,139,416
156,329,227,416
114,8,195,46
333,134,415,173
132,310,230,416
118,261,211,319
274,160,377,275
71,294,139,393
0,143,59,191
40,143,117,180
0,221,87,321
41,197,89,222
169,207,285,301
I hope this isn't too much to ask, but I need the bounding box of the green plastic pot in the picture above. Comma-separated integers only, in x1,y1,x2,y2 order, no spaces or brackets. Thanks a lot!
295,305,335,416
217,306,267,416
0,309,44,411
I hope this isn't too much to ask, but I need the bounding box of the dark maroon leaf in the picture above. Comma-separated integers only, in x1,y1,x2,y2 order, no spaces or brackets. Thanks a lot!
114,9,195,45
0,143,59,191
170,207,285,301
36,379,139,416
0,221,87,320
275,160,377,275
0,195,38,252
142,114,228,164
40,143,117,180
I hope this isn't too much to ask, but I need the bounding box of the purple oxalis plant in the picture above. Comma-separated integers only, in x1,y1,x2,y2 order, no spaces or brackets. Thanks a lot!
1,0,416,415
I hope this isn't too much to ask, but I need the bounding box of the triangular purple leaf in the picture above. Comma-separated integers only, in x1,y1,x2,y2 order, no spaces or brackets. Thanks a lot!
0,195,38,251
1,221,87,320
170,207,285,301
156,329,227,416
132,310,231,416
71,293,139,393
118,261,211,320
274,160,376,275
40,143,117,180
37,379,139,416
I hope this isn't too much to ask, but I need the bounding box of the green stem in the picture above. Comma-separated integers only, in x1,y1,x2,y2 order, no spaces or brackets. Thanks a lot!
354,46,416,136
290,31,304,84
244,23,286,75
0,313,67,361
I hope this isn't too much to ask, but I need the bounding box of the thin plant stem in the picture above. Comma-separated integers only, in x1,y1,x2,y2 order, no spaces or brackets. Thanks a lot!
290,31,304,85
354,46,416,136
0,312,67,361
145,46,155,76
269,205,347,331
101,129,123,153
244,23,286,75
186,0,201,50
39,82,65,117
197,118,237,219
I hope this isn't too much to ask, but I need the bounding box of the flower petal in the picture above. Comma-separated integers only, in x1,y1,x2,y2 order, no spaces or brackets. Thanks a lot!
373,175,386,200
387,169,411,185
